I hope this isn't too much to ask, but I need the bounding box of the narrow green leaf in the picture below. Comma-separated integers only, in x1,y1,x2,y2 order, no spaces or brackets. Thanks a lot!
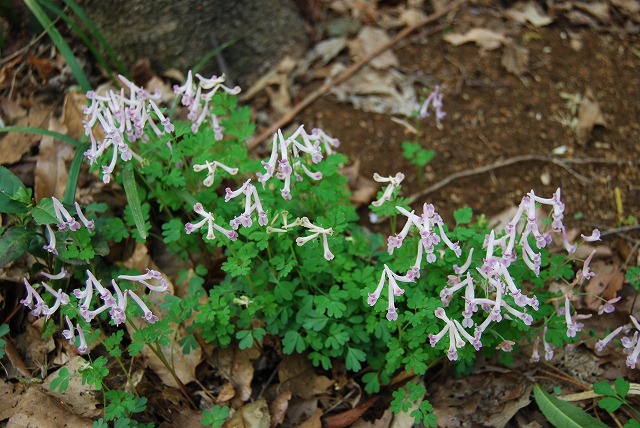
0,227,35,267
533,384,608,428
0,166,29,213
0,125,84,149
122,165,147,240
63,143,89,205
23,0,92,92
61,0,128,76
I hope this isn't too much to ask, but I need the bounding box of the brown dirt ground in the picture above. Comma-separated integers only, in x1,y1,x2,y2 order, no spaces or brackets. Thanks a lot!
302,20,640,236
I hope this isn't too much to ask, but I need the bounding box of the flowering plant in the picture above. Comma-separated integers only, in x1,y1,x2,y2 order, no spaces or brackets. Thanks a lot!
0,71,632,427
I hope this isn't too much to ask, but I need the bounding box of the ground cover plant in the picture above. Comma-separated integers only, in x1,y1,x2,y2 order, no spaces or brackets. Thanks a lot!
1,1,640,427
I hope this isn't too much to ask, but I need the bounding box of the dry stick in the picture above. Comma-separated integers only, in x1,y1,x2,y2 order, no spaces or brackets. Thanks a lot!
246,0,467,151
406,155,638,205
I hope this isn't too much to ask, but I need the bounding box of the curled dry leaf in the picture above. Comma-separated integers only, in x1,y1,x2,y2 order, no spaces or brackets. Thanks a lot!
62,91,88,141
576,89,606,145
506,1,553,27
584,259,624,310
348,26,398,70
278,353,333,400
14,318,55,370
501,41,529,77
443,28,508,51
224,398,270,428
269,389,292,428
212,344,260,403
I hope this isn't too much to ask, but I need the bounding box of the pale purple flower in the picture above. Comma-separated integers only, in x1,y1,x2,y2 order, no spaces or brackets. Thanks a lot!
192,160,238,187
51,197,81,231
43,224,58,255
530,337,540,362
118,269,169,293
127,290,159,323
76,324,89,354
496,340,516,352
595,325,629,352
416,85,446,126
581,229,601,242
74,202,95,232
371,172,405,207
21,278,48,316
598,296,621,315
295,218,334,261
62,315,75,344
109,280,128,326
41,268,67,281
185,202,238,241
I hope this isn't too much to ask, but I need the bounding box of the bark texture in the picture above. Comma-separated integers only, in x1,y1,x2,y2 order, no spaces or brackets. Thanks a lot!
78,0,307,85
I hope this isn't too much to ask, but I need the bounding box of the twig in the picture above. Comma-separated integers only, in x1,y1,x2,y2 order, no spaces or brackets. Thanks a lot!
246,0,466,150
406,155,638,205
598,225,640,237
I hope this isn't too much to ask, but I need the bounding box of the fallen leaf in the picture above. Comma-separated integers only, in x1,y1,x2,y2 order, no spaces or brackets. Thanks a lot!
575,89,606,145
217,381,236,403
574,1,610,22
352,409,393,428
485,384,532,428
34,117,75,201
212,344,260,403
61,91,88,141
506,1,553,27
269,389,292,427
0,379,24,421
324,397,378,428
6,386,93,427
28,55,57,80
584,259,624,309
349,26,398,70
0,105,53,165
297,407,323,428
14,317,55,371
43,356,102,418
278,354,333,400
225,398,270,428
501,41,529,77
443,28,508,51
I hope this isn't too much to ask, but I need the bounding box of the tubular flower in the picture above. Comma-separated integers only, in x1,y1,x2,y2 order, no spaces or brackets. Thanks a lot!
371,172,405,207
295,217,334,261
185,202,238,241
192,160,238,187
51,197,80,231
416,84,446,125
43,224,58,255
119,269,169,293
368,265,413,321
127,290,159,323
226,180,269,229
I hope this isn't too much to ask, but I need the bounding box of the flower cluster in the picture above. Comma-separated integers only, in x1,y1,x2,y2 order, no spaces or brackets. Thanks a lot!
369,188,602,362
173,71,241,136
43,198,95,255
594,316,640,369
20,268,167,355
83,75,174,183
416,85,446,126
257,125,339,200
225,179,268,229
266,214,335,261
371,172,405,207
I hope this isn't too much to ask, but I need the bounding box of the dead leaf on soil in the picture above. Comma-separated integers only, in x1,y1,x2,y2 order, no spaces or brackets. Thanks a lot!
342,158,378,206
352,409,393,428
575,89,606,145
296,407,323,428
14,317,55,373
239,56,296,116
269,389,292,428
506,1,554,27
501,41,529,77
34,117,75,201
43,356,101,418
5,386,93,427
278,353,334,400
212,344,260,403
225,398,271,428
0,104,53,165
325,396,378,428
584,259,624,309
0,379,24,421
61,91,88,141
349,26,398,70
443,28,508,51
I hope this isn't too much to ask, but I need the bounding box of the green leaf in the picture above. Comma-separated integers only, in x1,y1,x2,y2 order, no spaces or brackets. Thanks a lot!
282,331,306,354
0,126,84,149
162,218,182,243
453,207,473,225
533,384,608,428
122,166,148,241
0,227,35,268
614,377,630,399
0,166,29,213
593,381,615,397
50,367,70,393
32,197,58,225
64,143,89,205
345,347,366,372
201,404,230,428
598,397,622,413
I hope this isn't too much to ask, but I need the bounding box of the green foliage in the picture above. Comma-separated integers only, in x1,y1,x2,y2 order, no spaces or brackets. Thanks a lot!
626,266,640,291
401,141,435,168
0,166,30,213
390,382,437,426
533,384,608,428
50,367,71,393
594,377,640,424
0,227,35,268
201,405,230,428
104,390,147,421
0,324,10,359
79,356,109,390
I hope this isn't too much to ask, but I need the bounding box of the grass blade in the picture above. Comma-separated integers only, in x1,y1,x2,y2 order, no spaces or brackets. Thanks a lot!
0,125,85,149
533,384,608,428
37,0,116,81
122,165,147,240
63,142,89,205
23,0,91,92
61,0,128,76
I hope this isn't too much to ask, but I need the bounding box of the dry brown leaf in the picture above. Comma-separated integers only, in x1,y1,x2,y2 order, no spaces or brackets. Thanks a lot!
161,409,204,428
352,409,393,428
43,356,102,419
443,28,508,51
213,345,260,403
269,389,292,428
225,398,271,428
217,381,236,403
61,91,88,141
349,26,398,70
485,384,532,428
15,318,55,371
324,397,378,428
296,407,323,428
278,354,333,400
576,90,606,145
34,117,74,201
0,97,26,121
0,105,53,165
611,0,640,15
506,1,553,27
584,259,624,309
501,41,529,77
0,379,25,421
6,386,93,427
574,1,610,22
